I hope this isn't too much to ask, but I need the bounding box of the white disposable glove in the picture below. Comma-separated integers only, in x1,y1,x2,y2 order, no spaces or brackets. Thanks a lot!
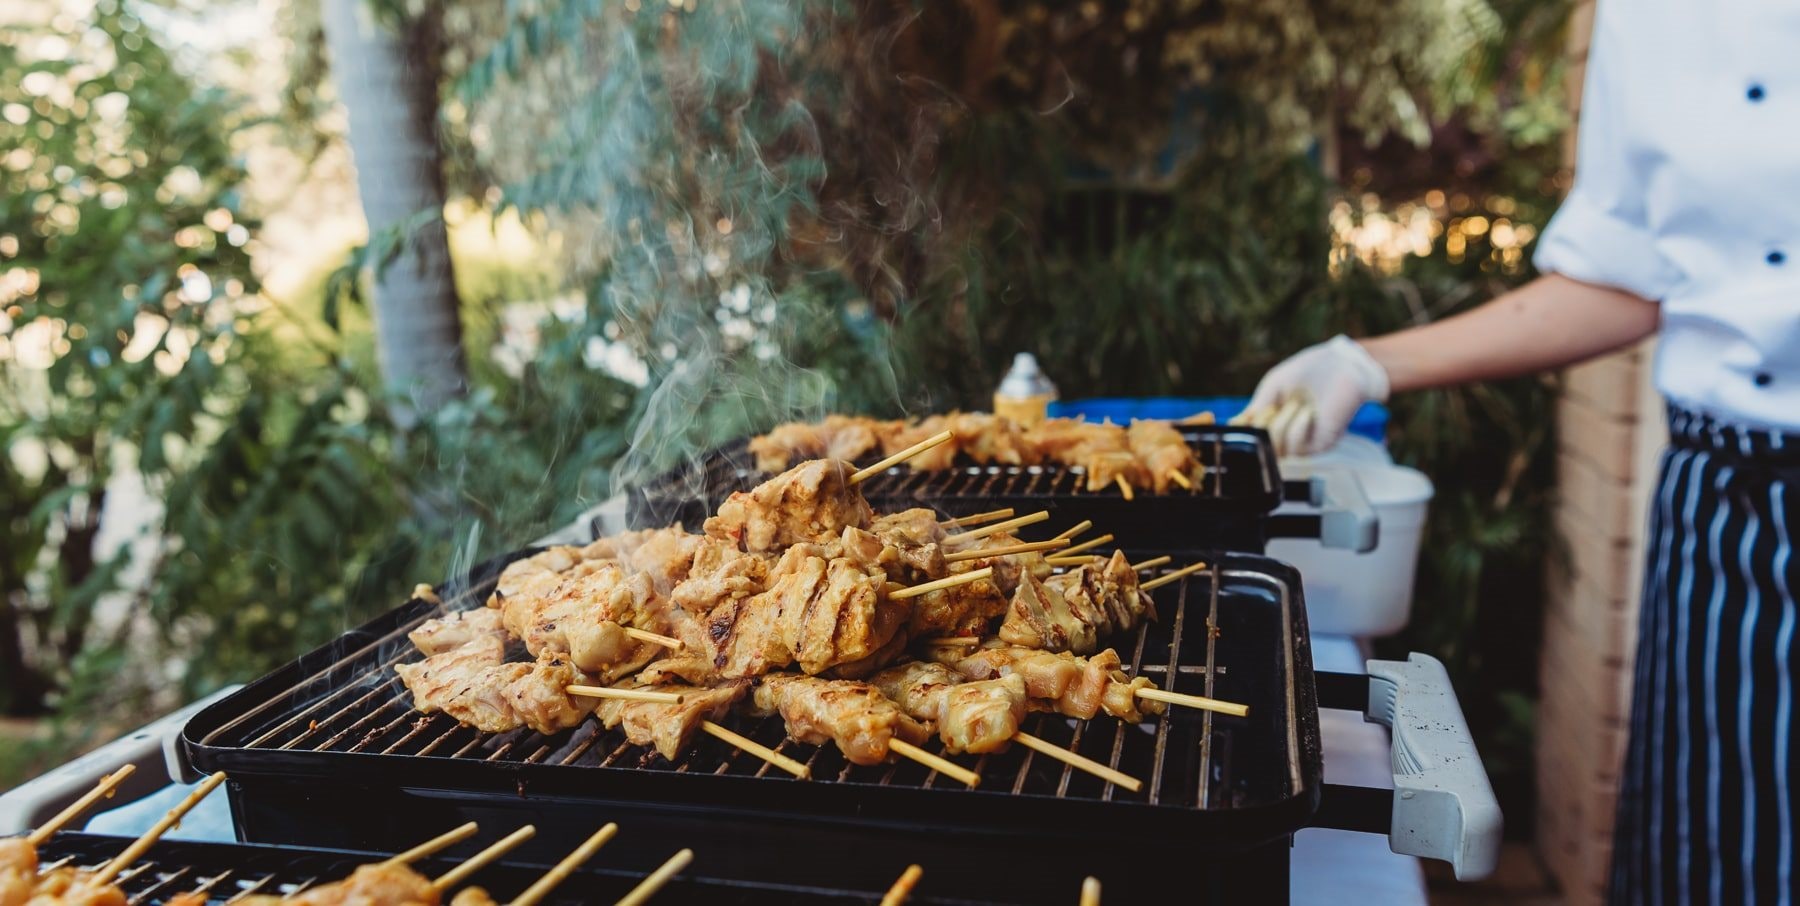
1239,335,1390,457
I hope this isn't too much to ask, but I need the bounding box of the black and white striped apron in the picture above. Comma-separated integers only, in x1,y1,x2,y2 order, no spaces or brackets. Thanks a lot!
1611,406,1800,905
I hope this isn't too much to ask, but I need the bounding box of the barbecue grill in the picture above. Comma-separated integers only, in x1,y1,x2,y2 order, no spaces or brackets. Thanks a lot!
28,831,977,904
168,546,1497,904
624,425,1378,555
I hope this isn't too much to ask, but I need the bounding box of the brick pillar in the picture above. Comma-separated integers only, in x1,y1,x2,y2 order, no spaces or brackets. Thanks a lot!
1531,2,1668,900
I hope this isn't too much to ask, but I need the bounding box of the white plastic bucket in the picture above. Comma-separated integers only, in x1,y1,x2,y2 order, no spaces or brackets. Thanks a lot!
1267,439,1435,638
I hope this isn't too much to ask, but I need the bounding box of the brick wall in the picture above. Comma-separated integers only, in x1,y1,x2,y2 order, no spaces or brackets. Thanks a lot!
1531,2,1666,899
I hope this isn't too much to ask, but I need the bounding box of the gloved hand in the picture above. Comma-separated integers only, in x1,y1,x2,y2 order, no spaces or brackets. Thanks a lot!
1238,335,1390,457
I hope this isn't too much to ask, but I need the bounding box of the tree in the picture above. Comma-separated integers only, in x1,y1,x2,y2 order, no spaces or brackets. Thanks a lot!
319,0,465,418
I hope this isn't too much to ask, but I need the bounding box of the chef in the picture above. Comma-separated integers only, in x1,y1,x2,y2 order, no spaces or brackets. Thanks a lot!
1244,2,1800,902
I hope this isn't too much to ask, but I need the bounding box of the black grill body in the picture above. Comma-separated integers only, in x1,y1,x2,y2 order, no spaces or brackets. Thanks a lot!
181,550,1322,904
624,426,1288,554
30,831,981,904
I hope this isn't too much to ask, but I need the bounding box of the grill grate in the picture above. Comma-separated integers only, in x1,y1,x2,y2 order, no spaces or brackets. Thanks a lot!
623,427,1285,554
201,561,1279,811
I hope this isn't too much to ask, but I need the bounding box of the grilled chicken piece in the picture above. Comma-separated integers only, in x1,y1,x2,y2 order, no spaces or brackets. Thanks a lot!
594,682,749,760
905,556,1008,638
874,416,959,471
489,545,587,605
642,545,907,683
396,621,594,736
13,868,127,906
931,642,1162,723
999,572,1097,654
670,537,771,614
0,839,34,877
409,608,507,656
705,459,875,553
750,674,929,765
944,412,1038,466
1127,419,1198,493
870,508,946,546
223,861,437,905
493,564,662,682
871,662,1027,754
1002,551,1152,655
748,415,884,473
448,889,499,906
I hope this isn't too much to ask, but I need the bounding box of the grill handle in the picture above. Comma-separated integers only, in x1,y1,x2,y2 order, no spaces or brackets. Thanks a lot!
1270,469,1379,552
1313,656,1502,880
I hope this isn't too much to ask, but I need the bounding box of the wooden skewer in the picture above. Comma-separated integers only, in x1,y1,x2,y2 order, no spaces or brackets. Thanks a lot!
614,848,694,906
1051,519,1094,542
888,567,995,601
567,685,686,705
622,627,684,651
434,825,536,891
1053,533,1115,559
941,508,1014,528
699,721,811,779
1043,555,1103,567
1130,555,1172,572
1136,687,1250,718
940,538,1069,563
27,764,136,845
850,431,954,483
384,821,481,867
880,864,924,906
507,823,619,906
887,738,979,788
89,771,227,886
941,511,1050,545
1013,732,1142,793
1168,470,1194,490
1081,876,1103,906
921,635,981,647
1139,561,1209,592
1113,474,1135,500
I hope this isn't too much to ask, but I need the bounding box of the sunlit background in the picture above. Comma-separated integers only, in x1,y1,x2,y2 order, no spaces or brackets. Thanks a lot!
3,0,1573,880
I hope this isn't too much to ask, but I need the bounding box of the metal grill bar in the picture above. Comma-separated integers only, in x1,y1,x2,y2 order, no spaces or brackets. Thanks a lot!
1198,564,1223,807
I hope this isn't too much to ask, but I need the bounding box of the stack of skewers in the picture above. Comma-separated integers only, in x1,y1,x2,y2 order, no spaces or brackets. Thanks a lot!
396,431,1246,791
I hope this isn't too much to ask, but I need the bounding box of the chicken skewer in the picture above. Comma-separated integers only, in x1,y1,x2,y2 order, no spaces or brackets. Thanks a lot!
87,771,227,887
751,674,980,787
188,824,518,906
508,823,619,906
869,662,1143,792
612,848,693,906
0,767,139,906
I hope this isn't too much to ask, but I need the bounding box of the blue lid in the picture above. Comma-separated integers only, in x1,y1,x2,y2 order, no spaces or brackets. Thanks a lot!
1045,396,1389,445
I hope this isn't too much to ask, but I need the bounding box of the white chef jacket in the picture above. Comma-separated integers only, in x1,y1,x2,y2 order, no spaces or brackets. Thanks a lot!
1533,0,1800,431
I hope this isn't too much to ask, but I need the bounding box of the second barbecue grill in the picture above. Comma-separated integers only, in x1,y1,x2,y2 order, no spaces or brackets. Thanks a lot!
624,425,1377,555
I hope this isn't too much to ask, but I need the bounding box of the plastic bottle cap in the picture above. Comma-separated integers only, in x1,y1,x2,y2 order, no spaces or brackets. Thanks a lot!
997,352,1057,399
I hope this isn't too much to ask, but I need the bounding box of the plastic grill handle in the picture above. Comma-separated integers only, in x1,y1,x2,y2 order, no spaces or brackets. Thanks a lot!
1306,468,1379,553
1364,654,1503,879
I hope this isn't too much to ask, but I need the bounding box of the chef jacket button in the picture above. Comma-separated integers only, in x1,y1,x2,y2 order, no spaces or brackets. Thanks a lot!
1749,84,1768,101
1769,250,1786,265
1756,372,1774,387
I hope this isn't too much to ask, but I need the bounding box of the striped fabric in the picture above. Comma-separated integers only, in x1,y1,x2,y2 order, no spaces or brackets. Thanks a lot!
1611,406,1800,904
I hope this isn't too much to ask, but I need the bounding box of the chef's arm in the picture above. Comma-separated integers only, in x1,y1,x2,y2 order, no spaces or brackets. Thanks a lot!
1362,273,1659,394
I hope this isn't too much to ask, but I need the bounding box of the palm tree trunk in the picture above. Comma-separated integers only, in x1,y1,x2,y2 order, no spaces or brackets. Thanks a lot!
320,0,466,418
